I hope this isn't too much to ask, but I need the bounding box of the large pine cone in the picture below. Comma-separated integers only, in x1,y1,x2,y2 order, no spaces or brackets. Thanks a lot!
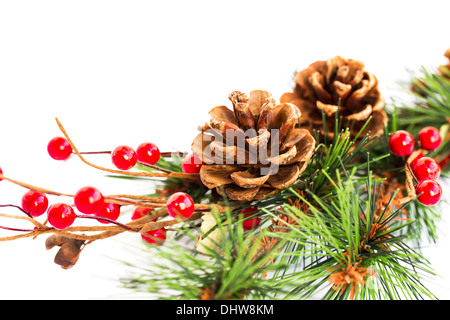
191,90,316,201
280,56,388,139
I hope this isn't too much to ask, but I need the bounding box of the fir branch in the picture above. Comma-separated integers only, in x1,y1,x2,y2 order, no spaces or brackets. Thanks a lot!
119,207,290,300
264,168,436,300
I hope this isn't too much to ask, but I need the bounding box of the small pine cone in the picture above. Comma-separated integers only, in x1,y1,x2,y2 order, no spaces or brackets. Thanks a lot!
438,48,450,79
192,90,316,202
280,56,388,139
45,234,85,269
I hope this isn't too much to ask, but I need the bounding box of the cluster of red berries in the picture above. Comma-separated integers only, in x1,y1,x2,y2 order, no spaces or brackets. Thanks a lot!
0,136,202,247
21,186,120,229
134,192,196,245
388,126,443,206
47,136,203,176
46,136,203,245
47,137,162,169
112,143,161,170
19,185,197,246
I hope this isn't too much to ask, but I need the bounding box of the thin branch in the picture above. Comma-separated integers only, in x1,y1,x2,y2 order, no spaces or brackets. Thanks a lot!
55,117,197,179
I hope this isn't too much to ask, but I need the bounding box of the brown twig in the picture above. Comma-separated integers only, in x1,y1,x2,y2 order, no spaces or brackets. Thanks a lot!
78,151,112,155
0,118,220,268
0,204,32,218
55,117,197,179
0,209,205,242
161,152,185,158
0,174,73,198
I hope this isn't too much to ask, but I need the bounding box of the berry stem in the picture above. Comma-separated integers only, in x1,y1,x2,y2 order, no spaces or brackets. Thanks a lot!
75,214,136,231
78,151,112,155
0,174,73,197
77,151,183,157
160,152,185,158
137,161,173,174
0,225,36,232
0,204,32,218
55,117,198,179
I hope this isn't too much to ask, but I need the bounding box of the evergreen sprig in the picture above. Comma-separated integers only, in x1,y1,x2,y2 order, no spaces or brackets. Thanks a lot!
119,161,437,300
265,168,436,300
400,67,450,133
119,207,290,300
388,63,450,244
397,65,450,170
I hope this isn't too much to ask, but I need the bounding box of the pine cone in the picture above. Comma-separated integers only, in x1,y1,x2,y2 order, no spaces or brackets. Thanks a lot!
192,90,316,201
280,56,388,139
438,48,450,79
45,234,85,269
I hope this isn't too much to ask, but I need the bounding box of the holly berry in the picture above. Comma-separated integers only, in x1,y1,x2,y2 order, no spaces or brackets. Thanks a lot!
74,186,104,214
415,180,442,206
21,190,49,217
141,228,167,245
136,142,160,165
96,203,121,224
47,203,77,229
167,192,195,219
410,152,425,169
181,153,202,174
418,126,441,151
111,145,137,170
411,156,441,182
388,130,415,156
240,207,261,231
47,137,73,160
131,207,154,220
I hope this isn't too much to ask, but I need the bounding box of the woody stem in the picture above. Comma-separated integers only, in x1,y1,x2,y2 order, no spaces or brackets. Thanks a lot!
75,214,138,232
0,204,32,218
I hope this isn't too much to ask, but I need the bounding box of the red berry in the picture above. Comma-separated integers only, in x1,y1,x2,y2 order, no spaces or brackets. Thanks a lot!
181,153,203,174
74,186,104,214
418,126,441,151
136,142,160,165
141,228,166,245
240,207,261,231
415,180,442,206
410,152,425,168
0,166,3,181
388,130,415,156
47,203,76,229
131,207,154,220
21,190,49,217
47,137,73,160
111,145,137,170
167,192,195,219
96,203,121,224
412,157,441,182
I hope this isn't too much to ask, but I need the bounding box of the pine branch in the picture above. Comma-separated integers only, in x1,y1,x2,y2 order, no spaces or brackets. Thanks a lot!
396,65,450,170
263,168,436,300
119,206,290,300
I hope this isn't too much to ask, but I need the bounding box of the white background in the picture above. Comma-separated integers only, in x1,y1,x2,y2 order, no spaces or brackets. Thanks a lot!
0,0,449,299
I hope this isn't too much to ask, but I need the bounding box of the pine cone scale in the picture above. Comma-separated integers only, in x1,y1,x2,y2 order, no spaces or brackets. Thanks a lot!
266,163,302,190
230,170,271,189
